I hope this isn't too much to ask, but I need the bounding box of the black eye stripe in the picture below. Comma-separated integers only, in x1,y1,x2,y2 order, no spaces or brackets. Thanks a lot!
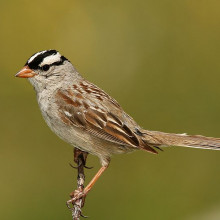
41,57,68,72
42,65,50,71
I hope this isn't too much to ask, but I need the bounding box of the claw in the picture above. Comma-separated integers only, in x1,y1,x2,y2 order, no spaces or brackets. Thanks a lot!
67,189,87,207
69,162,83,169
81,213,89,218
66,200,74,210
84,165,93,169
66,197,78,208
69,162,93,170
66,199,88,217
69,162,78,169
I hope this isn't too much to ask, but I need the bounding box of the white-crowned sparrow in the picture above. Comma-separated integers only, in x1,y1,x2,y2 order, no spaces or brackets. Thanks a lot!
16,49,220,202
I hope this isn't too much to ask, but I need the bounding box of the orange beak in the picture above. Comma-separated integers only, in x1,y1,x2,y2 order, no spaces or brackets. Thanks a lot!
15,65,37,78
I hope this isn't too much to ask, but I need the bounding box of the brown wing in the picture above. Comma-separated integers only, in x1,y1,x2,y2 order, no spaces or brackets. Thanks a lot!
55,81,157,154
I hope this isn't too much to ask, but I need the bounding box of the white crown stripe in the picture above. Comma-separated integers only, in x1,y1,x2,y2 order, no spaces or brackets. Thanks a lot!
28,50,47,64
39,53,62,67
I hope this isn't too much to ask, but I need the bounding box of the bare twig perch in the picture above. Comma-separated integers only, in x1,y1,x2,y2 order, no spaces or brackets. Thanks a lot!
68,148,89,220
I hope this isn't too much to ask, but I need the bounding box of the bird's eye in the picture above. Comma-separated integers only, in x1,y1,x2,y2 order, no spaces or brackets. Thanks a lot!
42,65,50,71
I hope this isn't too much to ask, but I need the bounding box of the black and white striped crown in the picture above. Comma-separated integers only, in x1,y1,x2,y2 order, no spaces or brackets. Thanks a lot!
26,50,68,70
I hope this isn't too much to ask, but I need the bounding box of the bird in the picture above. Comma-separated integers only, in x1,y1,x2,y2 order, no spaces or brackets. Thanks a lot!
15,49,220,204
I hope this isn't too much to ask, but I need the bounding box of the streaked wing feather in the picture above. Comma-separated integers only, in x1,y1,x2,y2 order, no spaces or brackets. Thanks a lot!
55,85,157,154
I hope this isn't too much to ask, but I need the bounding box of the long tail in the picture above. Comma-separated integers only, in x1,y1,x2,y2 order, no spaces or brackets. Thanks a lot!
143,130,220,151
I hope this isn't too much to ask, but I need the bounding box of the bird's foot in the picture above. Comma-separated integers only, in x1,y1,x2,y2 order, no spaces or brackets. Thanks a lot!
66,189,87,209
69,162,93,169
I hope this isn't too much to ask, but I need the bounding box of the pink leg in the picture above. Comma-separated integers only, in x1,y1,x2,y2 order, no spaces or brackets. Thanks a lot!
67,166,108,207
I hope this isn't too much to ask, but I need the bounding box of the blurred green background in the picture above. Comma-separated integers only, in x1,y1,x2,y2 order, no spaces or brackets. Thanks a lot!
1,0,220,219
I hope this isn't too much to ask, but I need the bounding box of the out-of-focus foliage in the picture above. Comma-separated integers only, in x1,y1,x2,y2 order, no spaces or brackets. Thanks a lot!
1,1,220,219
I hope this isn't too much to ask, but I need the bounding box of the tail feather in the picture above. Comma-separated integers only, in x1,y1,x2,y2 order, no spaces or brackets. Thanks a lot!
143,130,220,151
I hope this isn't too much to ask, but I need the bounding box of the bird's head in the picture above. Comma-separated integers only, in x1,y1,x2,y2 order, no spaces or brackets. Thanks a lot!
15,50,77,91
